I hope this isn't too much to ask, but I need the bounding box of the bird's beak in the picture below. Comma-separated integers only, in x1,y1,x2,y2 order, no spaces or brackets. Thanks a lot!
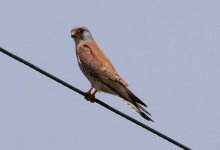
71,30,76,38
71,29,81,38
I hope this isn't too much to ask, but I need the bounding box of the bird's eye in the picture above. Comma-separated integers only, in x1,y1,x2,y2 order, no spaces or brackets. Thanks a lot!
79,29,83,33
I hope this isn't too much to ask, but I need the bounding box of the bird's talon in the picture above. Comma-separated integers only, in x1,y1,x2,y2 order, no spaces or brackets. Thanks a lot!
84,92,96,103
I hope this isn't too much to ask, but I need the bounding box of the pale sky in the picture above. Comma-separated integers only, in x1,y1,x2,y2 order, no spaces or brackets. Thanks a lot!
0,0,220,150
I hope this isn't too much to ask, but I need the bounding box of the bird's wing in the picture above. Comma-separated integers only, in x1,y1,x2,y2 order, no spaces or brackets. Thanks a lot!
77,42,128,86
77,43,153,121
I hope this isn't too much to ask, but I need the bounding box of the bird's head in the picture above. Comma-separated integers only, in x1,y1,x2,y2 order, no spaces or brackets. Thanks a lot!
71,26,94,44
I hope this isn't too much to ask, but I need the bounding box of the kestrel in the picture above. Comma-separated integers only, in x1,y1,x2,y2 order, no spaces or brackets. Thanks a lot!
71,26,153,122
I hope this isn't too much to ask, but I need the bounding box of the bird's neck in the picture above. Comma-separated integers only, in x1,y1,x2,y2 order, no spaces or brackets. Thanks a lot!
74,37,94,45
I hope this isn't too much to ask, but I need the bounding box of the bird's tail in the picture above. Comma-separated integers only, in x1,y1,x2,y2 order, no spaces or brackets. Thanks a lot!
124,88,154,122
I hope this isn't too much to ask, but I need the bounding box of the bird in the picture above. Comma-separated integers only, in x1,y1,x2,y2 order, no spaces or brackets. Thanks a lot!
71,26,153,122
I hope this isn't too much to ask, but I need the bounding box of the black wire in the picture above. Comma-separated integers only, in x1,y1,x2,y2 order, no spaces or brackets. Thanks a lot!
0,47,191,150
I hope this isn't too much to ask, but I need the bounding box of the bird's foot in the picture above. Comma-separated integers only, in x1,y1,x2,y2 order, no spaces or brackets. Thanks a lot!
84,91,96,103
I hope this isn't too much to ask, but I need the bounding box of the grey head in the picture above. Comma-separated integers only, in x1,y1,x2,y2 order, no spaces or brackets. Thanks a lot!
71,26,94,45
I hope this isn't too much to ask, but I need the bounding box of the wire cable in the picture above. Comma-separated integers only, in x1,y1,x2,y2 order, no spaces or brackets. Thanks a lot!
0,47,191,150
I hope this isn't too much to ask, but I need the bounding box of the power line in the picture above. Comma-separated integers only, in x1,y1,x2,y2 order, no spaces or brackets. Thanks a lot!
0,47,191,150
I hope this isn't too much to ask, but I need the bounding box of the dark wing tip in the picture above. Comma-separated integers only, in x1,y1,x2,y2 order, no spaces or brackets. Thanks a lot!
125,88,147,107
140,112,154,122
